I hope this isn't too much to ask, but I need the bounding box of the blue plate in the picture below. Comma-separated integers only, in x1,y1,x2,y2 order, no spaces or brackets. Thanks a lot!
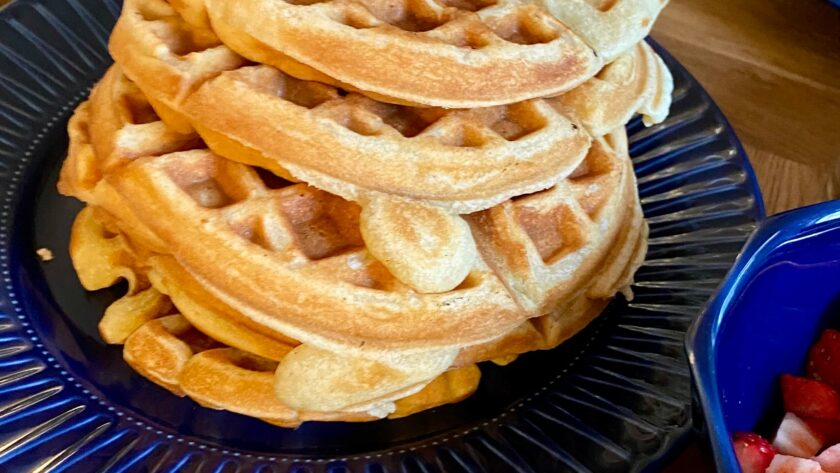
687,199,840,472
0,1,763,471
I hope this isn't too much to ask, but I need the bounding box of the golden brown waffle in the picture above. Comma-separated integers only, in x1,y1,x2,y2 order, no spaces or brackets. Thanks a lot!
59,64,648,414
170,0,666,106
200,0,602,107
548,40,673,136
108,0,671,212
86,130,640,354
109,0,245,133
58,67,515,355
457,130,649,365
185,65,591,214
77,145,638,409
68,207,170,344
71,205,482,425
138,0,668,108
83,138,642,410
100,149,520,353
110,0,595,213
60,79,486,412
58,65,200,203
60,0,669,419
465,129,639,315
532,0,669,62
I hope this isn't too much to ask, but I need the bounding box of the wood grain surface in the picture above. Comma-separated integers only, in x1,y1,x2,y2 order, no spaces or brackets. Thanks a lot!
654,0,840,217
1,0,838,471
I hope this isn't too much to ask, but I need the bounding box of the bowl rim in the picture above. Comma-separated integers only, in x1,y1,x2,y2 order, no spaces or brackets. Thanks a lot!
686,198,840,471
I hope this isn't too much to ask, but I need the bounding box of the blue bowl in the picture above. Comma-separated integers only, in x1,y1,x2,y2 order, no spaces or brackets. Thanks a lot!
687,199,840,471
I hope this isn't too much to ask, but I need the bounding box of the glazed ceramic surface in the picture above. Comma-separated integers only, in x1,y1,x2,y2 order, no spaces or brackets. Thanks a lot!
688,200,840,472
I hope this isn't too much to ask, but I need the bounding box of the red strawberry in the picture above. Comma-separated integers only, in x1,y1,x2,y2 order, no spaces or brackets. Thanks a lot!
767,455,828,472
733,432,777,473
808,330,840,391
774,413,826,457
805,417,840,445
782,375,840,420
817,444,840,472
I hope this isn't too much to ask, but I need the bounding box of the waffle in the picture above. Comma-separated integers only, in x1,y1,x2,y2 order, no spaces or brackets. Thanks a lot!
111,0,594,213
199,0,603,107
109,0,245,133
547,40,674,136
533,0,669,62
71,207,481,425
61,0,669,424
59,66,647,412
463,128,640,316
457,129,649,365
62,66,640,332
58,65,200,255
58,66,200,204
185,65,591,214
97,149,518,352
59,67,512,354
109,0,671,212
60,82,490,412
84,129,640,350
74,206,473,417
172,0,666,106
78,145,637,408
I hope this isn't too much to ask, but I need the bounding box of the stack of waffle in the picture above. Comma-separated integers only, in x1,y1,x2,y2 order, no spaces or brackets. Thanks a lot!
58,0,673,426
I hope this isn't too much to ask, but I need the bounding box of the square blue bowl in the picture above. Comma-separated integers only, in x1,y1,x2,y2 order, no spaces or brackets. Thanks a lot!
687,199,840,471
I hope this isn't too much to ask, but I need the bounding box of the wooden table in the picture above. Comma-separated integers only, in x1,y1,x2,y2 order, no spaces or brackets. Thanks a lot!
655,1,840,470
1,0,837,471
654,0,840,217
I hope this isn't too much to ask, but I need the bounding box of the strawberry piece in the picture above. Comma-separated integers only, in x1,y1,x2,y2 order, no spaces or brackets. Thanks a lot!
805,418,840,445
733,432,777,473
808,330,840,391
774,412,826,457
816,444,840,473
782,375,840,420
767,455,828,473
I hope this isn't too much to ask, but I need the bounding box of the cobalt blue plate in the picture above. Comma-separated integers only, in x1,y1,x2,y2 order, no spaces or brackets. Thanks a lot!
0,1,764,471
687,199,840,472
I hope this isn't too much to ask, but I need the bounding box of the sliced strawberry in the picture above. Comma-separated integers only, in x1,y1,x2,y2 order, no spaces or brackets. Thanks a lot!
782,375,840,420
774,412,826,457
732,432,776,473
766,455,828,472
804,417,840,445
816,444,840,473
808,330,840,391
